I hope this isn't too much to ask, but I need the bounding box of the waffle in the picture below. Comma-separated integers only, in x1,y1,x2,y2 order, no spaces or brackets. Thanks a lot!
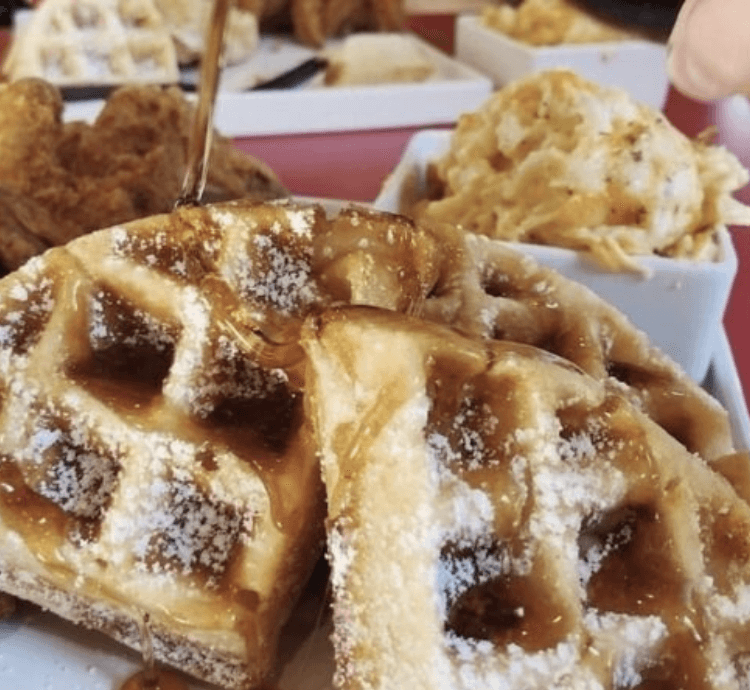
0,199,446,688
417,221,734,464
302,306,750,690
4,0,179,87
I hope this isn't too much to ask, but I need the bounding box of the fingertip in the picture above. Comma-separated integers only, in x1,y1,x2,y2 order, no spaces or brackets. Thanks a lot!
667,45,734,102
666,0,750,101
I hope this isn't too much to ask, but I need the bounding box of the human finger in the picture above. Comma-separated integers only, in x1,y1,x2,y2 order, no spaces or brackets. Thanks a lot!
667,0,750,100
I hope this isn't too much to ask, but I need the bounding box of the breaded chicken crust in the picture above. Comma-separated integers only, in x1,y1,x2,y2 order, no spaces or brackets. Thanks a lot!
238,0,404,46
0,79,287,273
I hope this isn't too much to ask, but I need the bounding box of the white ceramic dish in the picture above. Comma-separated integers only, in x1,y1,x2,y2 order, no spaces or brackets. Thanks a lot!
454,14,669,108
372,129,738,383
0,603,333,690
0,328,746,690
57,33,493,137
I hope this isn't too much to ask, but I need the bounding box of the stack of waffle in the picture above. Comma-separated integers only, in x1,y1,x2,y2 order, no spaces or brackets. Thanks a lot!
4,0,180,86
0,199,746,689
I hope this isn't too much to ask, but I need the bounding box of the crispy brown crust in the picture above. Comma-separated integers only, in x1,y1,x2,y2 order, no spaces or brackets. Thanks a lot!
370,0,404,30
0,566,254,688
0,80,287,274
253,0,405,46
290,0,326,46
324,0,364,35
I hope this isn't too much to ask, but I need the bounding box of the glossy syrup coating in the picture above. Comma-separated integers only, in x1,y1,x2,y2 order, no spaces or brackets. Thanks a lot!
119,669,189,690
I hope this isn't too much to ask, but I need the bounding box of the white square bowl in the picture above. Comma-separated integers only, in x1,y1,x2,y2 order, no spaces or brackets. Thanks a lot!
455,14,669,109
373,129,738,382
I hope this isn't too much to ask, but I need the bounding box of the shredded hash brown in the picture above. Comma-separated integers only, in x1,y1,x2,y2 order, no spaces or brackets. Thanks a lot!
412,70,750,272
481,0,646,46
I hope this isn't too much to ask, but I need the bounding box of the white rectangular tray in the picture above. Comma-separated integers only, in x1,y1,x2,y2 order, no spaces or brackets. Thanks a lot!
0,328,747,690
59,33,493,137
454,14,670,109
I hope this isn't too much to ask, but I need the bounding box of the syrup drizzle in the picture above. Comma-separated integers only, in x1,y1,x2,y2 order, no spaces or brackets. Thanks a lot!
176,0,231,207
118,615,189,690
118,668,188,690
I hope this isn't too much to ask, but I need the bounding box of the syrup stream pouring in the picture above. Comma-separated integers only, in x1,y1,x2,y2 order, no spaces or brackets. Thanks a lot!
176,0,232,207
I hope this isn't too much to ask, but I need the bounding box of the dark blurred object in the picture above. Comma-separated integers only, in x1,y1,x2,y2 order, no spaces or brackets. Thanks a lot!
250,57,329,90
572,0,684,35
0,1,31,27
0,592,16,618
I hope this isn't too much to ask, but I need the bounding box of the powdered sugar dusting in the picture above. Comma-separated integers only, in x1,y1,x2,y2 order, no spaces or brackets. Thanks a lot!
241,232,317,314
427,396,500,472
314,313,722,690
0,276,55,360
143,477,243,580
88,287,176,354
214,203,320,316
438,535,510,615
16,410,121,525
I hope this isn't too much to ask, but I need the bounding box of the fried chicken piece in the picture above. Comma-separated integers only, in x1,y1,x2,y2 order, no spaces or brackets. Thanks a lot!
0,79,288,274
0,79,68,211
291,0,326,46
247,0,405,47
370,0,405,32
324,0,366,35
0,186,56,272
237,0,289,21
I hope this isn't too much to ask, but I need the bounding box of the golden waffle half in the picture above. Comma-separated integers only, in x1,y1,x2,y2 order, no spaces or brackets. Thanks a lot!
0,200,440,688
420,223,734,463
303,306,750,690
4,0,179,87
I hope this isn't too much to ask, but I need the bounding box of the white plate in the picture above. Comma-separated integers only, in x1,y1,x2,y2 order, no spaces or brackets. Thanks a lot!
373,129,738,383
59,33,492,137
0,328,746,690
0,602,334,690
455,14,669,109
